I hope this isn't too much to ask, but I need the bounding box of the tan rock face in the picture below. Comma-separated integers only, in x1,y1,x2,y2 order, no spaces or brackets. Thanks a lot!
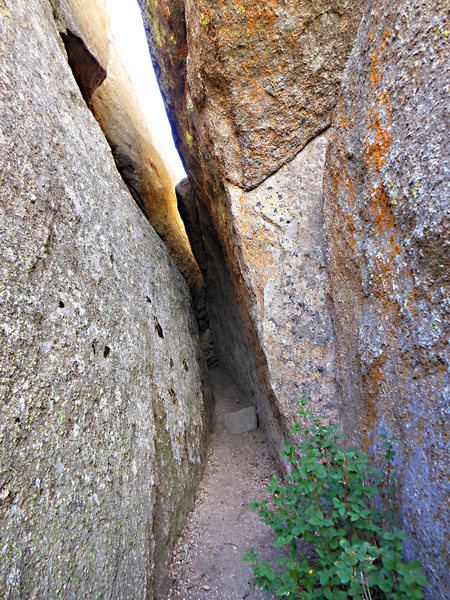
323,0,449,593
227,133,337,432
53,0,206,325
0,1,209,597
140,0,361,458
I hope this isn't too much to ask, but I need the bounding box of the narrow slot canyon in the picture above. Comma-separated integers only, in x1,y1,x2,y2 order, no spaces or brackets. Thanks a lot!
56,2,283,596
0,1,448,600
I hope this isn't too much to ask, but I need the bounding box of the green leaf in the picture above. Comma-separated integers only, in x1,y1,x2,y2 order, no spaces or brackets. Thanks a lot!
319,570,331,585
244,398,427,599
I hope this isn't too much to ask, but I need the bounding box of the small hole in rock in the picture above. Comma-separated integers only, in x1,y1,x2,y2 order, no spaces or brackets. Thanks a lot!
153,315,164,339
59,300,65,308
103,346,111,358
183,360,189,372
169,358,174,368
15,417,21,423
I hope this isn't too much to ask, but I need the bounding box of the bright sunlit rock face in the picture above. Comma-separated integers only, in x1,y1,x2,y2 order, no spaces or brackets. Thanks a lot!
53,0,205,329
106,0,186,182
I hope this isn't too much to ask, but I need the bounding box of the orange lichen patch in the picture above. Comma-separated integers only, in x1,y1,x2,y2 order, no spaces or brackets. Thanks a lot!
370,184,396,233
333,140,359,250
162,1,171,22
416,417,425,445
365,111,392,172
241,81,267,117
389,235,401,256
340,112,351,129
243,5,278,36
239,55,260,75
366,35,393,174
370,50,380,88
226,0,279,29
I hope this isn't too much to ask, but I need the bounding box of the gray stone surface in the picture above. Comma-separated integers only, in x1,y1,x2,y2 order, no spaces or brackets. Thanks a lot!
323,0,449,595
0,1,209,598
222,406,258,435
226,133,337,436
52,0,207,329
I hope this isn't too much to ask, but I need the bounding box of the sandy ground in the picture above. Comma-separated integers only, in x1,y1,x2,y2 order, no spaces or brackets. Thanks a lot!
165,366,281,600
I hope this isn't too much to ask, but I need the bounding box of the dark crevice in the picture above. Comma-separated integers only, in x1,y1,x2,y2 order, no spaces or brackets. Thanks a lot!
60,29,106,107
153,315,164,339
176,176,288,464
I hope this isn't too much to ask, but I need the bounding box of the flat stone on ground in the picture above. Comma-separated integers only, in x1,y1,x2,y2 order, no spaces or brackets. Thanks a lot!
223,406,258,434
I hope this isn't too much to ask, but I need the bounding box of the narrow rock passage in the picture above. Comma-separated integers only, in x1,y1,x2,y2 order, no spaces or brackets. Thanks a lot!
166,367,280,599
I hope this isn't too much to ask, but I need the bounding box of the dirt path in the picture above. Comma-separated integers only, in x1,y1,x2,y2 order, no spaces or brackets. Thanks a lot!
166,366,280,599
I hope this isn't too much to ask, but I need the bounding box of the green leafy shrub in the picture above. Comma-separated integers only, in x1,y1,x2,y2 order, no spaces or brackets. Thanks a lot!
244,400,428,599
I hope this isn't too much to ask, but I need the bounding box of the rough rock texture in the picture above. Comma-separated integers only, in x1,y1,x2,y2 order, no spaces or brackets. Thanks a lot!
141,0,363,190
52,0,207,330
323,1,449,595
0,1,209,598
139,0,359,462
227,133,337,429
222,406,257,435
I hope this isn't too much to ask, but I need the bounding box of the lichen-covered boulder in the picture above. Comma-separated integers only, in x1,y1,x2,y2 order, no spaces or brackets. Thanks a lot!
0,1,209,597
141,0,363,190
323,0,449,594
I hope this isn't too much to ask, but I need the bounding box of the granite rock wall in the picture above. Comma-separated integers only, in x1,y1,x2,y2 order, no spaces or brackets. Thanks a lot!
139,0,362,459
52,0,207,331
141,0,448,595
0,1,209,597
323,0,449,594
